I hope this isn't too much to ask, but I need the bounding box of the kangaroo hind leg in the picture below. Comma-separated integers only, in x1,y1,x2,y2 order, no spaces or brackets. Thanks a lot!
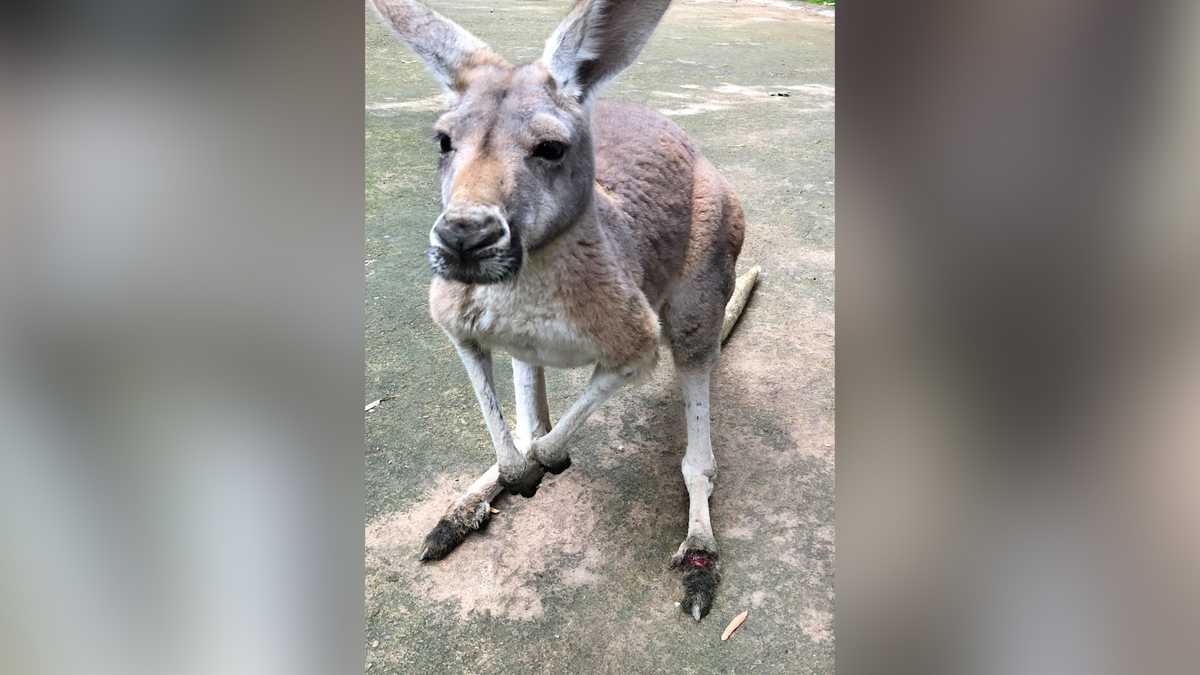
663,288,728,621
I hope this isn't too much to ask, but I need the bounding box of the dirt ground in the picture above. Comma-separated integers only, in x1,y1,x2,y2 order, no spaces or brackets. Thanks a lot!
364,1,834,672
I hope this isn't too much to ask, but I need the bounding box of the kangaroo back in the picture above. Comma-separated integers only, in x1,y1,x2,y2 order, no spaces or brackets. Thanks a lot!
592,100,744,311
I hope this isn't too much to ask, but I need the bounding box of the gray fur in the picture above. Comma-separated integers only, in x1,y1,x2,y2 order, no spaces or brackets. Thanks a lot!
370,0,507,95
374,0,745,619
543,0,674,101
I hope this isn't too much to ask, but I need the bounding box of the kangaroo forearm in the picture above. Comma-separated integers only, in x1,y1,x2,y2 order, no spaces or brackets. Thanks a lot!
453,340,523,467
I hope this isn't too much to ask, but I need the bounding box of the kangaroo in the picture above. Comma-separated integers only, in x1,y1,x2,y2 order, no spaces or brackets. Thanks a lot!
371,0,745,621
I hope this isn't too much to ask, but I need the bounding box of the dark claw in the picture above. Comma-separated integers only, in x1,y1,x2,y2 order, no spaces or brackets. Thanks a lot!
418,518,467,562
538,452,572,475
498,463,545,498
674,549,720,622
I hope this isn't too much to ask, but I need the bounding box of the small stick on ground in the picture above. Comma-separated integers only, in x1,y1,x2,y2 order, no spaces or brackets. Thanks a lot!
721,266,761,343
364,394,396,412
721,609,749,641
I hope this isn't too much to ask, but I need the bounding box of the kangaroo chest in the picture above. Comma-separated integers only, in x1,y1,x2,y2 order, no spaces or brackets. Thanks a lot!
431,277,603,369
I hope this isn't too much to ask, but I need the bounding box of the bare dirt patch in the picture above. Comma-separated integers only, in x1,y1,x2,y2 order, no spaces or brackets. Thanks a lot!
800,605,834,644
655,82,835,117
366,470,605,621
366,95,446,114
691,0,835,26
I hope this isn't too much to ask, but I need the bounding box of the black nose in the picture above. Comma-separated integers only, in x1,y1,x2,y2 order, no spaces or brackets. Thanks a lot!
434,212,505,257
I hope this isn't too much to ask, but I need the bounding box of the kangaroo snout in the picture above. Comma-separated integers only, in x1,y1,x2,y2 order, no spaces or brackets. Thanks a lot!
426,203,521,284
432,206,508,258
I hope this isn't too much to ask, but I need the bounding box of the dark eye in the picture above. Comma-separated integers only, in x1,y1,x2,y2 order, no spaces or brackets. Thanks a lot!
436,133,453,154
532,140,567,162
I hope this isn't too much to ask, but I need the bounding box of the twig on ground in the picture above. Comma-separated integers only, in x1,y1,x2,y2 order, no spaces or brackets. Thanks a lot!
364,394,396,412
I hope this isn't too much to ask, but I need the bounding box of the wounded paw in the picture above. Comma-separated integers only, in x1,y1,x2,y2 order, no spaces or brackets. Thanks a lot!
673,549,721,621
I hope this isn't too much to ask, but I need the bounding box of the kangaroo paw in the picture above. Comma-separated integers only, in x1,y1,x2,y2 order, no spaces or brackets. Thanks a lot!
672,549,721,622
498,462,546,498
538,452,572,475
417,497,491,561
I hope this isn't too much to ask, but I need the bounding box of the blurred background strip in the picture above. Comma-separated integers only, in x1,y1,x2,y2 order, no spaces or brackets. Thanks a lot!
838,1,1200,674
1,2,365,674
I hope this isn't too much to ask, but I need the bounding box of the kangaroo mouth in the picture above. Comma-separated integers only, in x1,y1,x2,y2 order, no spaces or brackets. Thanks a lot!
426,238,522,284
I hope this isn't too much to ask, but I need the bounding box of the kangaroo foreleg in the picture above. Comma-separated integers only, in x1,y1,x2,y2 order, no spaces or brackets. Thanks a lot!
512,358,552,446
452,340,545,497
530,364,635,473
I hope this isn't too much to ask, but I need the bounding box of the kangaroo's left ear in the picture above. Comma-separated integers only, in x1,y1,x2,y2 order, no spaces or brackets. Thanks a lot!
541,0,672,103
370,0,508,97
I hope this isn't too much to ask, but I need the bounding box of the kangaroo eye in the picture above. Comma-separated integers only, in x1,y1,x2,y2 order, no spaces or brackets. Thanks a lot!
436,133,453,154
532,140,567,162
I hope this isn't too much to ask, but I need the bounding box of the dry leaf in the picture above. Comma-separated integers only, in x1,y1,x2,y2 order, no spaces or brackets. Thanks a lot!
721,610,749,641
489,507,500,514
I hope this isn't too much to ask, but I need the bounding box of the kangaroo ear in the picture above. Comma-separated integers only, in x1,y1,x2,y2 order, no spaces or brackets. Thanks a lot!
541,0,672,103
370,0,508,96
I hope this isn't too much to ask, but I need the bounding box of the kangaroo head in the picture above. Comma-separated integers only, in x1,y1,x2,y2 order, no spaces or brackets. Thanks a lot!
372,0,672,284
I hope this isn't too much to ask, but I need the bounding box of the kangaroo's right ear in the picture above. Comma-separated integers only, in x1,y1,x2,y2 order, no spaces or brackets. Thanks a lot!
370,0,507,97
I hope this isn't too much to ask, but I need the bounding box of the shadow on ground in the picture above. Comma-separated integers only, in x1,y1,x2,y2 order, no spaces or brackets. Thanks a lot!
365,1,833,672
